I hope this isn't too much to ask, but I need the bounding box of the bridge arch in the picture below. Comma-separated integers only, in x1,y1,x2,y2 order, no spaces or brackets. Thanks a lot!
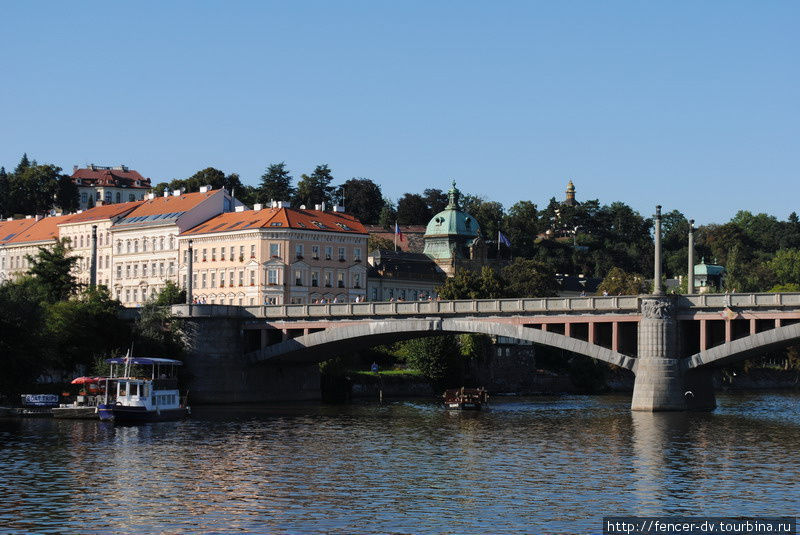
687,322,800,370
245,318,637,370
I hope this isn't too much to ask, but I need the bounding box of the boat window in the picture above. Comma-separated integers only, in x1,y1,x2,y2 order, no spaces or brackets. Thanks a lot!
118,383,127,397
130,383,139,396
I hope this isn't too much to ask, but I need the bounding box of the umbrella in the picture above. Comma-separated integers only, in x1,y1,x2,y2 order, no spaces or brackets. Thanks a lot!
70,376,102,385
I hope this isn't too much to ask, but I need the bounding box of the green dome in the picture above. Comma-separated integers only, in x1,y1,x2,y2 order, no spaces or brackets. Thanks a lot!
424,181,480,238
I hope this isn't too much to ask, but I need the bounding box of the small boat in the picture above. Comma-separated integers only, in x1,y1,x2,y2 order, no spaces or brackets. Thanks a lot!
98,357,190,423
443,387,489,410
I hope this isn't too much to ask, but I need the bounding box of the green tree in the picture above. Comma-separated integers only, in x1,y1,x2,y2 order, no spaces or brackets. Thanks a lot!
10,164,63,215
257,162,295,204
596,267,648,295
397,335,461,388
378,201,397,229
436,267,504,299
26,239,79,303
423,188,448,214
0,278,46,394
501,258,559,297
134,302,185,357
339,178,382,224
767,249,800,287
295,164,335,207
56,174,79,212
396,193,431,225
153,280,187,305
503,200,539,257
368,234,394,252
0,167,8,217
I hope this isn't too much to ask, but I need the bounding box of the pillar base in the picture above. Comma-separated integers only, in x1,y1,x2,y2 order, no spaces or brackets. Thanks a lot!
632,358,716,411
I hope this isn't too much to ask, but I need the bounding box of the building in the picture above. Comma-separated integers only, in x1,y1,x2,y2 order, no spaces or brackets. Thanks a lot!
1,214,75,281
694,258,725,292
367,249,445,301
110,187,237,306
57,202,144,287
422,181,489,277
178,203,368,305
364,225,427,253
71,164,152,210
0,217,38,283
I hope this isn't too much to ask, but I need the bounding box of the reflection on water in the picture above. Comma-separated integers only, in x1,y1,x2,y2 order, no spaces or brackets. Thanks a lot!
1,392,798,534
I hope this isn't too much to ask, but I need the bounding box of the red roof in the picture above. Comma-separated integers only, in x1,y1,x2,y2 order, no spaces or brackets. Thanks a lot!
71,166,151,189
0,218,38,245
6,214,75,245
181,207,367,236
62,201,144,224
113,190,219,227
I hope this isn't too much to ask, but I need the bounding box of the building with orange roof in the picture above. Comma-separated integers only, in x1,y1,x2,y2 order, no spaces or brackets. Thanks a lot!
1,214,75,281
110,187,239,305
0,217,38,283
178,202,368,305
57,201,143,287
71,164,152,210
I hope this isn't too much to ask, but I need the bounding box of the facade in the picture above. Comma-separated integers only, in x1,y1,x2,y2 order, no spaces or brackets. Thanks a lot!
694,259,725,293
179,204,368,305
110,188,236,306
0,217,38,283
71,164,152,210
58,202,143,287
366,249,445,301
364,225,427,253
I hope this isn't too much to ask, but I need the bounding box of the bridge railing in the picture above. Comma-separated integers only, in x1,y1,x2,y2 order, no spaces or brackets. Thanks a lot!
682,292,800,309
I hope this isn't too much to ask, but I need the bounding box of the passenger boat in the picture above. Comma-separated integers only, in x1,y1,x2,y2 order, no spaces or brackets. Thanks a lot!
98,357,190,422
443,387,489,410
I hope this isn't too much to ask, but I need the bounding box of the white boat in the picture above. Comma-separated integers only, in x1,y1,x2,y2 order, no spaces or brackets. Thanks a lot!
98,357,190,422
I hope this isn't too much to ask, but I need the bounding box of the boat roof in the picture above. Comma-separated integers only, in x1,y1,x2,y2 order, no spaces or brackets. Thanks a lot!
105,357,183,366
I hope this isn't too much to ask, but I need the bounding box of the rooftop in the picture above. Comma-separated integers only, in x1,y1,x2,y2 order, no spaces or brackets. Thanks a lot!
71,165,152,189
5,214,75,245
0,218,38,245
181,206,368,236
61,201,144,225
113,190,220,228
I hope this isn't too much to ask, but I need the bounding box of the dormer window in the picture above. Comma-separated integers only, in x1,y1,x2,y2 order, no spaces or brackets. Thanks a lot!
75,178,82,185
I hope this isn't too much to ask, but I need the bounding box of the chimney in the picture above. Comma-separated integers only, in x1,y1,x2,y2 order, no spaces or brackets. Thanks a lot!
173,190,181,197
235,206,246,213
35,215,43,221
333,205,345,213
25,215,32,219
314,204,322,211
300,205,306,210
163,190,170,197
147,193,156,200
73,165,78,172
253,203,263,211
199,185,211,193
321,202,326,211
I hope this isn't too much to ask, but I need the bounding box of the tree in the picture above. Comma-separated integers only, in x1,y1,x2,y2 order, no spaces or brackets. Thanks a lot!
767,249,800,287
56,174,79,212
378,202,397,229
469,200,505,243
158,167,254,204
397,335,461,388
368,235,394,252
134,302,185,357
14,153,31,176
0,167,8,217
503,201,539,257
153,280,186,306
596,267,648,295
295,164,335,207
257,162,295,204
436,267,504,300
501,258,559,297
26,239,79,303
0,278,46,394
423,188,448,214
396,193,431,225
10,164,63,215
339,178,383,224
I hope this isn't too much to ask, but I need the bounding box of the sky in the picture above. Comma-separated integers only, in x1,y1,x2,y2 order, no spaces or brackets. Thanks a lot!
1,1,797,225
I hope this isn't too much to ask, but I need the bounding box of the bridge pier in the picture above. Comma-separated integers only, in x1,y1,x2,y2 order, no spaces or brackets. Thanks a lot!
632,297,716,411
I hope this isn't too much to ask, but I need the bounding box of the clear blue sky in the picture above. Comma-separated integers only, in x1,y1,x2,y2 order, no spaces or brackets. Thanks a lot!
1,1,797,224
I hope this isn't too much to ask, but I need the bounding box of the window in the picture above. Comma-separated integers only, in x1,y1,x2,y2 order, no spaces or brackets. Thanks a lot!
133,264,138,277
168,262,174,276
238,270,244,286
125,289,130,302
250,244,256,258
202,249,207,262
116,192,121,203
211,248,216,261
211,272,216,287
133,288,138,302
220,248,226,261
128,193,135,202
311,271,319,287
160,237,165,250
81,192,87,204
220,271,226,286
354,247,362,261
152,237,157,251
169,236,175,249
202,273,207,288
354,273,361,288
159,262,164,276
117,241,122,254
134,240,139,253
268,269,279,285
337,272,344,288
152,262,157,276
338,247,346,261
239,246,244,260
270,243,279,257
324,272,331,287
229,246,234,260
96,191,101,201
249,271,255,285
105,192,112,203
117,265,122,279
192,273,197,288
325,246,332,260
295,244,303,258
126,240,131,253
126,265,131,278
142,239,147,252
143,264,148,277
312,245,319,259
295,269,302,286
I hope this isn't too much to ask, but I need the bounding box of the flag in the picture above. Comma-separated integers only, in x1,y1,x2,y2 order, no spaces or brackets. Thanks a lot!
395,222,405,242
498,231,511,247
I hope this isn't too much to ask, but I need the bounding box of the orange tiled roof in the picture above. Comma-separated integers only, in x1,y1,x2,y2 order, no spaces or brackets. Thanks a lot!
180,207,367,236
61,201,144,224
6,214,75,245
113,190,219,227
0,218,38,245
72,167,151,189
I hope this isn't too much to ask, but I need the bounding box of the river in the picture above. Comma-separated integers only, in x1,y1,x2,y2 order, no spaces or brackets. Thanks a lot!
1,392,798,534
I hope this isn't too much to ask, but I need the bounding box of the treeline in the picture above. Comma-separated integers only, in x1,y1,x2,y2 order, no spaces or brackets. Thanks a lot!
0,240,185,398
0,154,79,217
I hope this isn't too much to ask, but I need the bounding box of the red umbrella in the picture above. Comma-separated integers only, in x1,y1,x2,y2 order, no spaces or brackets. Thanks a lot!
70,376,102,385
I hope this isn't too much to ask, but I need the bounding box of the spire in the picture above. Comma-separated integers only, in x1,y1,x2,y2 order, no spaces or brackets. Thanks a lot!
565,180,576,206
446,180,461,210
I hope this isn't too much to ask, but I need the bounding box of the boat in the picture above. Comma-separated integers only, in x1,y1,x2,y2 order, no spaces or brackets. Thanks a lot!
442,387,489,410
97,357,190,423
52,376,105,419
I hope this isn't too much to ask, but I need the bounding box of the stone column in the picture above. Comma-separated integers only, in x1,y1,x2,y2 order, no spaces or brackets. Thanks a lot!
687,219,695,294
89,225,98,289
632,296,716,411
653,205,663,295
186,239,194,305
632,296,684,410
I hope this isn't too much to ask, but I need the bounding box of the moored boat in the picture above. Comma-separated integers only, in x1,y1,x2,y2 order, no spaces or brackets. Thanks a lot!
97,357,190,423
443,387,489,410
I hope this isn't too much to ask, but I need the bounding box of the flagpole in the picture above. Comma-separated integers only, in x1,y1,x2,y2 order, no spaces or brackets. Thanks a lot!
394,220,398,252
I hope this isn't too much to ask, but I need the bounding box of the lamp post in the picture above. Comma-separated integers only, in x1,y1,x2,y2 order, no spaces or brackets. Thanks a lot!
89,225,98,289
687,219,695,294
653,205,663,295
186,239,194,305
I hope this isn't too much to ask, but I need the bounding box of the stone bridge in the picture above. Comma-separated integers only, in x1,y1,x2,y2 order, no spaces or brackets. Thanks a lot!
168,292,800,411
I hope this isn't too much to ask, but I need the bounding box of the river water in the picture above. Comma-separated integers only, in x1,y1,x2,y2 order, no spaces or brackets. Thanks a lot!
1,392,798,534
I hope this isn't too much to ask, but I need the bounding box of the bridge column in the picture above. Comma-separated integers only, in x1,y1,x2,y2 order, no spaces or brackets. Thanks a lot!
632,296,715,411
611,322,619,352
